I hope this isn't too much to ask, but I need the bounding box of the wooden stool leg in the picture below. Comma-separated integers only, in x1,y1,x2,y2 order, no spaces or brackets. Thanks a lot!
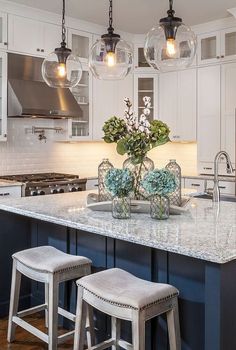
112,317,121,349
48,274,59,350
86,303,95,347
167,298,181,350
7,260,22,342
74,286,87,350
45,283,49,328
132,311,145,350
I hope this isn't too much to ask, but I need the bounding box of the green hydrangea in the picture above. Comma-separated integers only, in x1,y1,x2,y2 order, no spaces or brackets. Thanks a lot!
103,116,127,143
105,168,134,197
141,169,177,197
150,120,170,147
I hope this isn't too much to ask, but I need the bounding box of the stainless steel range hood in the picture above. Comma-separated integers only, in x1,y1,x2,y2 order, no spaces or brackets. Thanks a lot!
8,53,82,119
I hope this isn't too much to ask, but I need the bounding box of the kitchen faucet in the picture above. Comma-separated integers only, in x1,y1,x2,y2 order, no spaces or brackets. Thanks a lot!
213,151,234,202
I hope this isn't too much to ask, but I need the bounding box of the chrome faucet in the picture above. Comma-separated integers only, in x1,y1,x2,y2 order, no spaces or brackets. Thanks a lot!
213,151,234,202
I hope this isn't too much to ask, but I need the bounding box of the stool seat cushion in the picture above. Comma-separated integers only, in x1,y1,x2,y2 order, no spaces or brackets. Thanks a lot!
13,246,92,274
77,268,178,310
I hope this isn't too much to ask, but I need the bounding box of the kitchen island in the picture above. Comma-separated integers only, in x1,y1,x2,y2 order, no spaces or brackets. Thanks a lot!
0,191,236,350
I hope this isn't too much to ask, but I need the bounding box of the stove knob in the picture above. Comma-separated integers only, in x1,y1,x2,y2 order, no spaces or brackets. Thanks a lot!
51,189,58,194
30,191,38,196
69,187,77,192
58,188,65,193
38,190,45,195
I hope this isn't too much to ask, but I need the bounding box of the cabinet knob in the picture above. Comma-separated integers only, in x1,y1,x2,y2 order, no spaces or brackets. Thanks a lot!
216,56,220,59
41,49,45,52
3,42,7,46
36,48,40,52
221,55,224,58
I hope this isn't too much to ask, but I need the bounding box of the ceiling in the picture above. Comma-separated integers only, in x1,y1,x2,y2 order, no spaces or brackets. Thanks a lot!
5,0,236,34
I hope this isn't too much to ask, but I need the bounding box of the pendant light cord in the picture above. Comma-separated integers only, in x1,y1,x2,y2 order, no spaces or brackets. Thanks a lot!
108,0,114,35
167,0,175,17
61,0,66,46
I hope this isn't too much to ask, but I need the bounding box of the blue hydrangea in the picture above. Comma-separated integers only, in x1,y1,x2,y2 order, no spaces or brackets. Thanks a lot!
141,169,177,196
105,168,134,197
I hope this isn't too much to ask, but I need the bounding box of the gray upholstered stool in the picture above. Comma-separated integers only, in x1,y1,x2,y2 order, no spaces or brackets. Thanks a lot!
74,268,181,350
7,246,93,350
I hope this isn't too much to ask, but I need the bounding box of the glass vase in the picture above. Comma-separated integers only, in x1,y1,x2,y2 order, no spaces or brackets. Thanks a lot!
112,196,131,219
165,159,182,207
98,158,114,202
150,195,170,220
123,156,154,200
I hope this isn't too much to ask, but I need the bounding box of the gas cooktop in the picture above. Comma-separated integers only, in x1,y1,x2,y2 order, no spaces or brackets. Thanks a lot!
0,173,87,196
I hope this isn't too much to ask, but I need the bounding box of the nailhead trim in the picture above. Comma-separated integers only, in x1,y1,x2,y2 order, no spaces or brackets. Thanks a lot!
14,257,91,275
79,284,179,311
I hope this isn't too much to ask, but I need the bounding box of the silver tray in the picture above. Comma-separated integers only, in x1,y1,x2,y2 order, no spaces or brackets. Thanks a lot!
86,193,191,215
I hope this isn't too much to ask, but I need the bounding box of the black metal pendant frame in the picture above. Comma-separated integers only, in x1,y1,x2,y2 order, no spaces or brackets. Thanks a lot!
101,0,120,53
54,0,71,64
160,0,182,40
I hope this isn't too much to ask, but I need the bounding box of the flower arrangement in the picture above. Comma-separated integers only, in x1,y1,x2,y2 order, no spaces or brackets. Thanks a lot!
105,168,134,198
103,98,170,165
141,169,177,197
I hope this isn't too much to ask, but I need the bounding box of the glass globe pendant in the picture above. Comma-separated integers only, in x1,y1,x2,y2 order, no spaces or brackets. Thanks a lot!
89,0,133,80
144,0,197,72
42,0,82,88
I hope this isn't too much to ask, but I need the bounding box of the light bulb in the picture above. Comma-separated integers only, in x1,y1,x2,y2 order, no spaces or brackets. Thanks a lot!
105,51,116,67
57,63,66,78
166,38,177,57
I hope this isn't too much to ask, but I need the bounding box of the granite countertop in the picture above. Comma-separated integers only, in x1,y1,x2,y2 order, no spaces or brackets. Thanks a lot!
0,191,235,264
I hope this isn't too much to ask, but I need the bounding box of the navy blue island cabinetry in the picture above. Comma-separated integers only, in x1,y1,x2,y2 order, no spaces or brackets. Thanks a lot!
0,191,236,350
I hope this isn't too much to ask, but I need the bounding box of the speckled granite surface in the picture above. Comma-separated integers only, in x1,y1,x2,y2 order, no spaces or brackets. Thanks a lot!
0,191,235,264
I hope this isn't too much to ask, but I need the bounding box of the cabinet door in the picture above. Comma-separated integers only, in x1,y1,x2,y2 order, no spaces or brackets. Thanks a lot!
197,65,221,163
159,71,178,140
43,23,62,56
116,74,134,117
0,12,7,50
197,31,221,65
92,79,117,140
67,28,92,63
221,62,236,164
221,27,236,62
8,15,44,56
134,74,158,123
0,51,7,141
178,69,197,141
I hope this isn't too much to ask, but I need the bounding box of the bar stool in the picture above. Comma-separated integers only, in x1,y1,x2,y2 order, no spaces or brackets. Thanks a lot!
74,268,181,350
7,246,93,350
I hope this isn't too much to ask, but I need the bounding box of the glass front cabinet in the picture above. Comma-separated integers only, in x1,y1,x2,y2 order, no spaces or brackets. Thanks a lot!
0,51,7,141
134,74,158,122
0,12,7,50
67,29,93,140
198,27,236,65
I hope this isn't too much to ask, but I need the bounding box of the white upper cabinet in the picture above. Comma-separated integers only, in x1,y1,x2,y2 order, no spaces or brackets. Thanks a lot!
0,12,8,50
67,29,92,63
221,62,236,163
159,68,196,142
8,14,61,57
197,65,221,163
198,27,236,65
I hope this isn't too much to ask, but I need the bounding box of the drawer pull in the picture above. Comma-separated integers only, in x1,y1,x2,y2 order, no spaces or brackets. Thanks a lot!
191,184,200,187
203,167,212,170
219,186,226,189
0,192,10,196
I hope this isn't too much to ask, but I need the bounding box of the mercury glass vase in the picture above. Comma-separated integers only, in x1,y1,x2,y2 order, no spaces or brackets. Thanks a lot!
123,156,154,200
150,195,170,220
98,158,114,202
112,196,131,219
165,159,182,207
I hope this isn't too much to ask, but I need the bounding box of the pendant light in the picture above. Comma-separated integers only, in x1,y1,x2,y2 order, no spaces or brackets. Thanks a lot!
89,0,133,80
42,0,82,88
144,0,197,72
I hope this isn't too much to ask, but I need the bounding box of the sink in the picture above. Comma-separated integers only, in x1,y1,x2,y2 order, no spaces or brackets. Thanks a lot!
193,194,236,203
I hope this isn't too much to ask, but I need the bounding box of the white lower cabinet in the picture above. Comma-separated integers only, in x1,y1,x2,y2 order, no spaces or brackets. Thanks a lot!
184,178,205,193
159,68,196,141
206,180,235,195
86,179,98,190
0,185,22,198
